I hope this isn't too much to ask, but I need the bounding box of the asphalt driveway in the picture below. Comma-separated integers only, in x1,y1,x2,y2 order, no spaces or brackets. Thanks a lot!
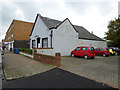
2,68,116,88
60,55,119,88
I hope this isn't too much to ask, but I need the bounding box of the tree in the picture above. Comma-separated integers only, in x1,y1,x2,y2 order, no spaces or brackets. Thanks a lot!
104,18,120,48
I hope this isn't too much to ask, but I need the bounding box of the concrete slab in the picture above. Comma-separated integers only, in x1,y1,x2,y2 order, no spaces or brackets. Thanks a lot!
2,52,56,80
60,56,119,88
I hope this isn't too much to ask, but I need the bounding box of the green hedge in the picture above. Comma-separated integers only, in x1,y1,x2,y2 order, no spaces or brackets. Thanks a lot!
19,48,33,54
24,49,32,54
19,48,24,52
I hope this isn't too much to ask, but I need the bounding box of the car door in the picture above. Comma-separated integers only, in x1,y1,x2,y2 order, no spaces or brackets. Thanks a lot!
99,48,103,55
74,47,80,56
95,48,98,55
80,47,86,57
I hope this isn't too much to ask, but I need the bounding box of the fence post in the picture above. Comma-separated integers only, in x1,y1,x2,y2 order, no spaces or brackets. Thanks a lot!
33,49,37,59
55,53,61,67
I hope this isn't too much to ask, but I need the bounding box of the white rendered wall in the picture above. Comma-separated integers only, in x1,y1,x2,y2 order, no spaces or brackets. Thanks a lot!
52,19,107,56
7,41,14,50
37,49,55,56
77,39,107,48
52,19,78,56
30,16,51,49
19,52,33,58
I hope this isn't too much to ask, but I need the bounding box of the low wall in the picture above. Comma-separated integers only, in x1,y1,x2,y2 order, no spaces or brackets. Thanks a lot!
34,51,61,67
33,48,55,56
19,52,33,58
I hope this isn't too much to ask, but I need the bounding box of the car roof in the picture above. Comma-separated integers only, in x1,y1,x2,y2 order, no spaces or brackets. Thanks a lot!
95,48,106,49
77,46,92,48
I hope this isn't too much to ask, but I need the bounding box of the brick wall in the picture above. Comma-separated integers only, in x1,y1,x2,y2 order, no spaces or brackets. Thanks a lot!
4,20,33,42
34,50,61,67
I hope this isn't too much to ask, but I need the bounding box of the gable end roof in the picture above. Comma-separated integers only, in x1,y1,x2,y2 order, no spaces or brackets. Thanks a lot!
30,14,105,41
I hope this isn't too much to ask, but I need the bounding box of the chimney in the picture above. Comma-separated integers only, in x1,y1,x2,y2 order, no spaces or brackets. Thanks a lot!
91,31,93,34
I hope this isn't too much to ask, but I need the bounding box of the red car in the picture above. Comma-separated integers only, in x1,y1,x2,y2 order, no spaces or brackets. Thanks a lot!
94,48,110,56
71,46,95,59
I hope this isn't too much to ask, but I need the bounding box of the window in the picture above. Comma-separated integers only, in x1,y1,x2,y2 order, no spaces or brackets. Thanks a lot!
75,47,80,51
11,34,13,38
99,48,103,51
42,38,48,48
81,47,86,51
32,40,35,48
37,38,40,48
105,48,109,51
89,47,94,51
95,48,98,51
9,24,14,33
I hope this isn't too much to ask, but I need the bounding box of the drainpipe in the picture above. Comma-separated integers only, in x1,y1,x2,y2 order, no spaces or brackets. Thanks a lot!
50,30,53,48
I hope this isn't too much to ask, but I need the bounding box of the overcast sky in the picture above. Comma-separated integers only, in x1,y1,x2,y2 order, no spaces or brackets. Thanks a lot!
0,0,119,42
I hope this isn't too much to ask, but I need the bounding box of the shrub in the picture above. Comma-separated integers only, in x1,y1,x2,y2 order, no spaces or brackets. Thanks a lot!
19,48,24,52
24,49,33,54
18,48,33,54
13,48,16,53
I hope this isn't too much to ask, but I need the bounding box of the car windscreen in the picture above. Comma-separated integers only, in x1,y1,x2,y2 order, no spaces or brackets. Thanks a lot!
89,47,94,51
105,48,109,51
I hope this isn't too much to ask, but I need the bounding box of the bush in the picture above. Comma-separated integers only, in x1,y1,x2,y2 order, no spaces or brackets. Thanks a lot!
19,48,24,52
18,48,33,54
13,48,16,53
24,49,32,54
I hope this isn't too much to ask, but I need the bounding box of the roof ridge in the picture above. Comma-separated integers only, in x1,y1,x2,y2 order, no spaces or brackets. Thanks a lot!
13,19,33,24
31,14,105,41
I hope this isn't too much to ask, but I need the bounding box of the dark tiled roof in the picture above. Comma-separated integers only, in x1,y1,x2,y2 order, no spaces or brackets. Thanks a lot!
40,15,104,41
41,16,61,29
74,25,104,41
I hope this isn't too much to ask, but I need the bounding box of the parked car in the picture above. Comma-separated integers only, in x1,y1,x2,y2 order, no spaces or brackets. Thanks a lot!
108,48,116,55
118,49,120,55
109,47,120,55
71,46,95,59
94,48,110,56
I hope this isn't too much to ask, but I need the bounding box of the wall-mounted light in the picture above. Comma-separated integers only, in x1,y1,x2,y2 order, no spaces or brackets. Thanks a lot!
50,30,53,36
35,35,39,38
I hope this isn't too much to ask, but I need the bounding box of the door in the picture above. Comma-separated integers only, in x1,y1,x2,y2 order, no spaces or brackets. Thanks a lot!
80,47,86,57
99,48,103,55
37,38,40,48
74,47,80,56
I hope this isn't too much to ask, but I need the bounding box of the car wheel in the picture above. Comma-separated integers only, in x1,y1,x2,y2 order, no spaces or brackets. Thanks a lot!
103,53,106,57
84,55,88,59
115,53,118,55
71,53,74,57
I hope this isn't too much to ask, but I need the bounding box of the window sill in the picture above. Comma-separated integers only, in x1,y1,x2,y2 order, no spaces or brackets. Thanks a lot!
33,47,53,49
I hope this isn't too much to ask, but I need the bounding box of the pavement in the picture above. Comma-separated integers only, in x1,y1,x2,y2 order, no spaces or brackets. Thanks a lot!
2,52,56,80
60,56,119,88
2,67,117,88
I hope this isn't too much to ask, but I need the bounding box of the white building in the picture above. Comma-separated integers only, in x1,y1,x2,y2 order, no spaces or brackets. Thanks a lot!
30,14,107,56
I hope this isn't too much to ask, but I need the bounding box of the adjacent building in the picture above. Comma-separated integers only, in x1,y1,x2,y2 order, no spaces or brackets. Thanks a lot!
30,14,107,56
4,19,33,50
